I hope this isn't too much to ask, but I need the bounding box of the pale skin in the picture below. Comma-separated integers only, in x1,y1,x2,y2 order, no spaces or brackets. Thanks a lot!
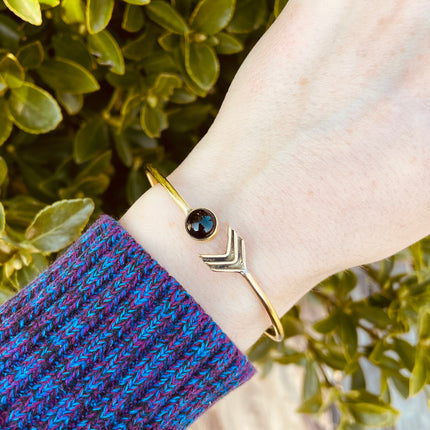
119,0,430,354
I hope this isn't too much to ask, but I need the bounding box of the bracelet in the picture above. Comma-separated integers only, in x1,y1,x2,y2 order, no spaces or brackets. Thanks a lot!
144,164,284,343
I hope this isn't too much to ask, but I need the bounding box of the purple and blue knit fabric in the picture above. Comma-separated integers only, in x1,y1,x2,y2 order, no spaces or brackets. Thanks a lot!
0,214,256,429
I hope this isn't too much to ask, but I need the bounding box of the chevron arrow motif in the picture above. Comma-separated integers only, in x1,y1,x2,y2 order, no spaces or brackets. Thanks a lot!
200,226,247,273
200,225,285,342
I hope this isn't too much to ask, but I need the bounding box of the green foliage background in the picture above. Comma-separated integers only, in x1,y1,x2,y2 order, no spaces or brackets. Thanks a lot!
0,1,429,429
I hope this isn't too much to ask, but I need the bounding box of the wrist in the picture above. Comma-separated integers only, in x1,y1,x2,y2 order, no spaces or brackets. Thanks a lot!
119,152,327,352
119,183,264,353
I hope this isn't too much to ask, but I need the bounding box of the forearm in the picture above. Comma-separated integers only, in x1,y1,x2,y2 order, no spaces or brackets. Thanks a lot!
119,0,430,354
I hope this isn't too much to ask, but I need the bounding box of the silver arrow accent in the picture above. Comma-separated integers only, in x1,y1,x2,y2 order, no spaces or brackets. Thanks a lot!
200,226,246,273
200,225,285,342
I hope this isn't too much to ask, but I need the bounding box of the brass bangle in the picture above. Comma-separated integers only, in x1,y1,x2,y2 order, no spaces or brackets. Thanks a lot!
144,164,284,343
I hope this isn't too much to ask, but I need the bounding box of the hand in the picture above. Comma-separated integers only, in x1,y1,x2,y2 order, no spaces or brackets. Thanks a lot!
120,0,430,351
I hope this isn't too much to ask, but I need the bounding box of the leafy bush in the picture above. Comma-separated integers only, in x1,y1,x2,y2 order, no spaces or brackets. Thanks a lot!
0,1,428,429
249,245,430,429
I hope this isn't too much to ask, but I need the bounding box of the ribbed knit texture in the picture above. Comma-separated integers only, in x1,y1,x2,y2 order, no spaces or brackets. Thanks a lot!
0,214,256,429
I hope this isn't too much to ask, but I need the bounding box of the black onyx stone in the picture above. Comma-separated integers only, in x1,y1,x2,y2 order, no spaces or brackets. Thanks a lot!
185,208,217,240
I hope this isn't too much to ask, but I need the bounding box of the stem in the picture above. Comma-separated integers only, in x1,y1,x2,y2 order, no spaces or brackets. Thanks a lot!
103,88,122,118
311,288,339,308
317,360,332,386
357,322,380,340
308,341,333,386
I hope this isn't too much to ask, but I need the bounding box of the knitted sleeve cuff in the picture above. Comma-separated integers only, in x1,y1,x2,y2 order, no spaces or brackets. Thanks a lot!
0,214,256,430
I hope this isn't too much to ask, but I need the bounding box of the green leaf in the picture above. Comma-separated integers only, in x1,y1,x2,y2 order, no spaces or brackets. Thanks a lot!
158,33,180,52
168,102,211,132
120,126,156,149
281,314,304,337
76,150,112,182
56,92,83,115
88,30,125,75
381,373,391,403
52,34,92,69
3,195,45,229
106,69,141,89
410,241,424,273
39,176,63,199
0,156,8,186
113,132,133,167
0,15,21,51
61,0,85,24
215,32,243,54
86,0,114,34
39,0,60,6
313,311,339,334
185,38,219,91
74,117,109,164
376,257,395,287
355,302,392,328
12,253,48,290
339,270,357,297
410,348,427,396
406,276,430,297
0,202,5,236
14,156,53,199
373,354,402,372
418,307,430,339
170,0,193,16
247,335,273,362
170,87,197,104
4,252,27,279
0,99,12,146
190,0,235,35
351,365,366,390
0,75,6,93
38,58,100,94
227,0,267,33
348,402,399,427
313,342,347,370
3,0,42,26
0,53,25,88
391,373,409,399
8,82,62,134
297,392,322,414
123,30,157,61
143,50,177,74
149,73,182,102
146,1,189,34
25,198,94,252
369,340,385,363
393,338,415,372
273,350,304,365
126,168,147,205
274,0,288,18
181,78,208,100
344,389,387,404
60,174,110,198
79,175,110,196
124,0,150,4
120,94,143,130
122,4,145,32
17,41,44,69
303,360,320,401
140,103,167,138
340,313,358,359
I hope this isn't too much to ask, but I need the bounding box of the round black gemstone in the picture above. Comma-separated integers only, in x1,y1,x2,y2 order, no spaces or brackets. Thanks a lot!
185,208,217,240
